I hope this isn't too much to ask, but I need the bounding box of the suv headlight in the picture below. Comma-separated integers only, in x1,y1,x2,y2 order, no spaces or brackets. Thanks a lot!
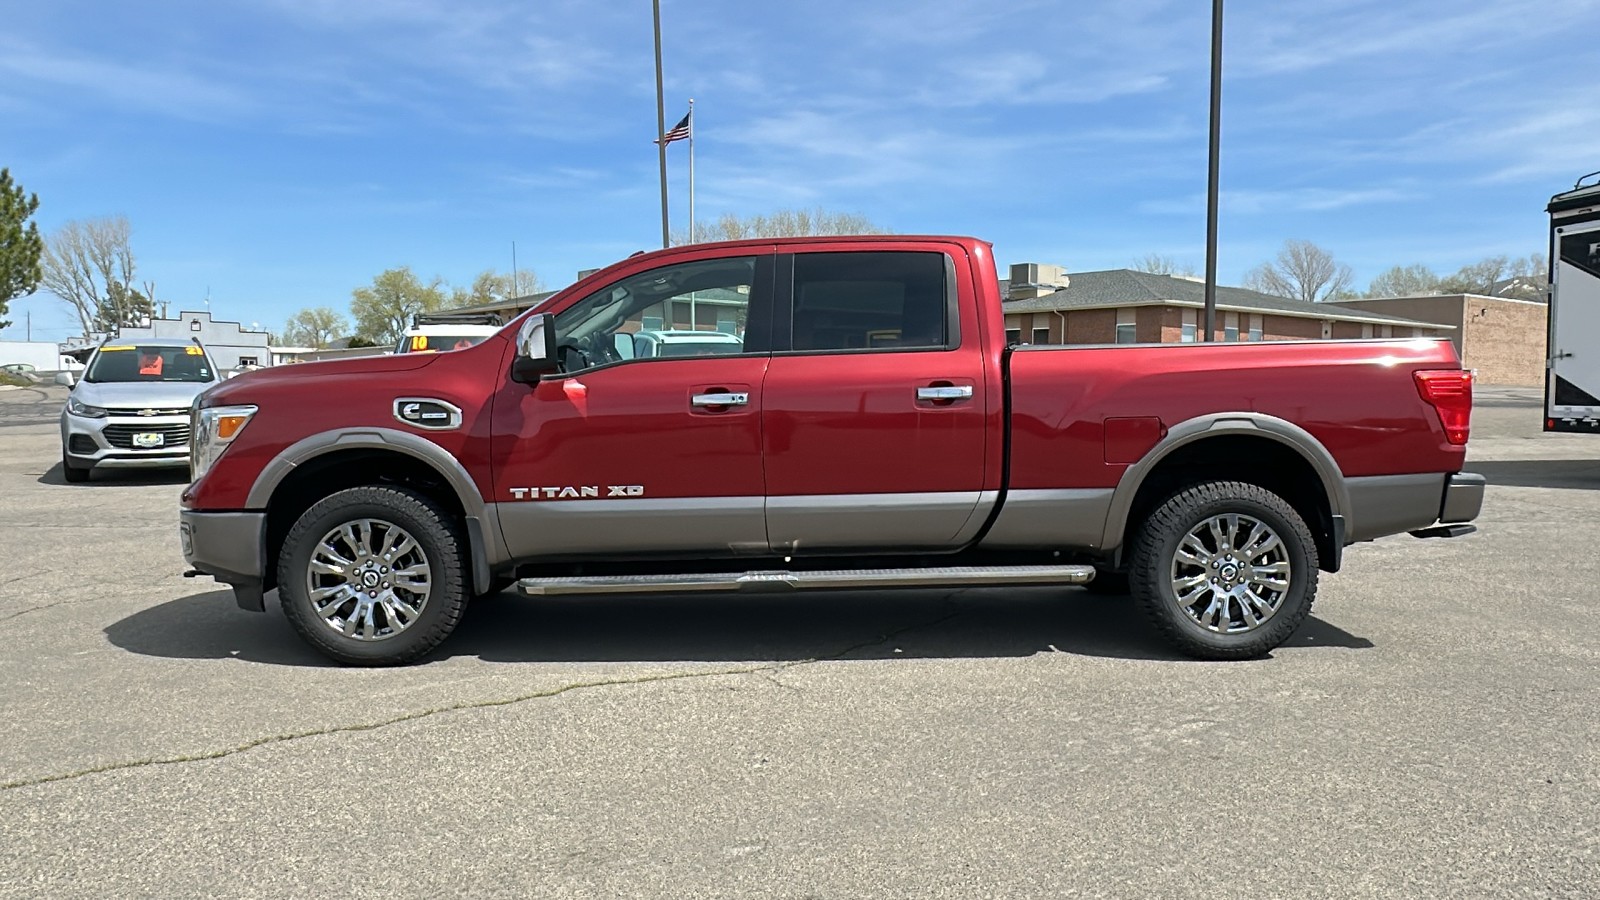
190,404,258,480
67,397,108,418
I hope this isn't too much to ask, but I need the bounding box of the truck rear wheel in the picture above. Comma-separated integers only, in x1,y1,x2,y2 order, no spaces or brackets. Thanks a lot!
278,486,467,666
1128,481,1318,660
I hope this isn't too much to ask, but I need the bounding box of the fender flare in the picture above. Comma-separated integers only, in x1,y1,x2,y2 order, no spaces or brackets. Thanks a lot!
247,428,505,591
1099,412,1351,552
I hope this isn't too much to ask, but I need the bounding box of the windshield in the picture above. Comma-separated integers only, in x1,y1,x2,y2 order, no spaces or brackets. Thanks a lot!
396,334,492,353
84,345,215,384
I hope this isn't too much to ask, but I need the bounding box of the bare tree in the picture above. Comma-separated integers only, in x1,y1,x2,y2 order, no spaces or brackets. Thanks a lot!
675,208,888,245
1436,253,1547,299
1366,264,1442,298
449,269,545,307
40,216,148,337
1243,239,1354,303
1131,253,1196,277
1438,255,1510,296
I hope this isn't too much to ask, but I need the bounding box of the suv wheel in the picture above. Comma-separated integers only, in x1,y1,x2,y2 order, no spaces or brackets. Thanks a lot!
1128,481,1318,660
62,452,90,483
278,486,467,666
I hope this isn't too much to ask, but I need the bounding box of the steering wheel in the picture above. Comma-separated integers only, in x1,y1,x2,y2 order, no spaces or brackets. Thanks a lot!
558,333,623,372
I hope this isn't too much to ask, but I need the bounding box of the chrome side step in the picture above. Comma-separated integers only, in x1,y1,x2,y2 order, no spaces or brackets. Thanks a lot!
518,565,1095,596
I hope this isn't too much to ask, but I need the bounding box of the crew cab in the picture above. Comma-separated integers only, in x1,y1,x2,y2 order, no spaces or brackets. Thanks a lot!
180,236,1483,665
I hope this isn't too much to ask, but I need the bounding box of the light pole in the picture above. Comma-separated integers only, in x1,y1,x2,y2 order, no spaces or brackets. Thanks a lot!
1202,0,1223,341
652,0,670,249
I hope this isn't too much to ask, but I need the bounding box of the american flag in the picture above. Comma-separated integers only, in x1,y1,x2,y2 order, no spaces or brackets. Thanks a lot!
655,110,691,145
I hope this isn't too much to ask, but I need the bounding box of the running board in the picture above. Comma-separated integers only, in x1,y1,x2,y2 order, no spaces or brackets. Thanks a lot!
517,565,1096,596
1410,524,1477,539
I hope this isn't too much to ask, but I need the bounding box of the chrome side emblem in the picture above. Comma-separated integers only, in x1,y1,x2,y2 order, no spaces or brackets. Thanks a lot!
393,397,463,430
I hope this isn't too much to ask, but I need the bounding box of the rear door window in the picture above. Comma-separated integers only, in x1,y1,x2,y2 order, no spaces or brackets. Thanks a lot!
785,251,954,352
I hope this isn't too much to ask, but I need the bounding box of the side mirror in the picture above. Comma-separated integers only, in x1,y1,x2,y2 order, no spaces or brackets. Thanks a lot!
511,313,560,383
54,371,76,388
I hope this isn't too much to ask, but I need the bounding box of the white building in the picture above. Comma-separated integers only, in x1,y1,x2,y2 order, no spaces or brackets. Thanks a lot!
116,311,273,372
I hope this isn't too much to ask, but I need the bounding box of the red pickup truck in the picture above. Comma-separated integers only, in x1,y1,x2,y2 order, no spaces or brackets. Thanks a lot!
181,236,1483,665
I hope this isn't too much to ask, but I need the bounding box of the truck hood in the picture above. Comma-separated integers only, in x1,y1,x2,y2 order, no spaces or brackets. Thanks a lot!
74,380,213,410
199,352,439,405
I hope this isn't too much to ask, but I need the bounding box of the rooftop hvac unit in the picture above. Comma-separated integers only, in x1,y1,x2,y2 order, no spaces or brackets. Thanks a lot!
1007,263,1069,299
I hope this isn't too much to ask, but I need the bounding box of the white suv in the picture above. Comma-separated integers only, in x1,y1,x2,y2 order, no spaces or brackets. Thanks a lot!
59,338,220,482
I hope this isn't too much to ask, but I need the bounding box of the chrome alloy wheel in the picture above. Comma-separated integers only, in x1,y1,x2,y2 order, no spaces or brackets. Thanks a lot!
1169,513,1292,635
305,518,432,642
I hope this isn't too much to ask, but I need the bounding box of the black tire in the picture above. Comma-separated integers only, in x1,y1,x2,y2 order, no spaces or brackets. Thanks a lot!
1083,567,1129,595
1128,481,1318,660
62,452,90,483
278,486,468,666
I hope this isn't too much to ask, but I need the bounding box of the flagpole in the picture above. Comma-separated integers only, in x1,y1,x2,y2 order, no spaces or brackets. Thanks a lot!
688,98,696,246
652,0,669,249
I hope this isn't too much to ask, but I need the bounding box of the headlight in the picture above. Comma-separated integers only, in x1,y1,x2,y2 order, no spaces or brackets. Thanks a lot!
190,404,258,480
67,397,108,418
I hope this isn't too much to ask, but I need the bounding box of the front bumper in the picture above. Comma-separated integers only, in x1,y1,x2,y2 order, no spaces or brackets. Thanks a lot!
62,410,191,470
180,509,268,611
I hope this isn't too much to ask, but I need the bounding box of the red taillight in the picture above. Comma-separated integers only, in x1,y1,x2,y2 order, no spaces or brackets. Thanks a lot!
1414,369,1473,445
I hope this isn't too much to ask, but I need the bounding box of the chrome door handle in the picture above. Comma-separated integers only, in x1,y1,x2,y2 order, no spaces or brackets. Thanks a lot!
692,392,749,407
916,385,973,401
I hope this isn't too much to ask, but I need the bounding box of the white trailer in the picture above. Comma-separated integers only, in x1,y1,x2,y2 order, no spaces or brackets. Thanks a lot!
1547,173,1600,433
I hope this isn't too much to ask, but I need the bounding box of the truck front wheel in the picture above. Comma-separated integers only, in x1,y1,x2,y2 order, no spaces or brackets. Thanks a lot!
1128,481,1318,660
278,486,468,666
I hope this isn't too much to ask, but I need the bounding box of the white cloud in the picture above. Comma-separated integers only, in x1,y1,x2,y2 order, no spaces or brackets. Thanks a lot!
0,39,254,120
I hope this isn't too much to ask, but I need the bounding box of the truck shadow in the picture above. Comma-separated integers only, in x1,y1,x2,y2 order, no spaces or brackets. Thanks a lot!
1470,459,1600,490
36,462,190,487
104,587,1372,667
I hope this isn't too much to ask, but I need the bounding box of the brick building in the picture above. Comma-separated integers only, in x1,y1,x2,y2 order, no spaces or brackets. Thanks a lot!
1329,295,1548,387
1002,268,1450,347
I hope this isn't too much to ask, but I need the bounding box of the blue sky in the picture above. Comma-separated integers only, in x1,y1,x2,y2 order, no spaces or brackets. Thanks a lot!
3,0,1597,341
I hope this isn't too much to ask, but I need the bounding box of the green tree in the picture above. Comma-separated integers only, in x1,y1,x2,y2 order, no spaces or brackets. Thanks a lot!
350,266,448,344
1366,264,1442,298
675,208,888,245
93,281,153,330
0,169,44,331
282,306,350,348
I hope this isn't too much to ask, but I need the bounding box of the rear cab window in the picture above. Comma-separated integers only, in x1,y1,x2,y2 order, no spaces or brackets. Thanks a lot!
783,251,957,352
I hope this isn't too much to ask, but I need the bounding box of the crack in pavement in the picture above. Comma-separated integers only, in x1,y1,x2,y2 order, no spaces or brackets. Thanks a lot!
0,606,964,792
0,577,185,621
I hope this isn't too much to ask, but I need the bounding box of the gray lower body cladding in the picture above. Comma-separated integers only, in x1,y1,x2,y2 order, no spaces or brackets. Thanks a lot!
1345,472,1485,543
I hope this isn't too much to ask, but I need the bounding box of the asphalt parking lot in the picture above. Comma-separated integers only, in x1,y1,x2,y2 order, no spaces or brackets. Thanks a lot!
1,382,1596,898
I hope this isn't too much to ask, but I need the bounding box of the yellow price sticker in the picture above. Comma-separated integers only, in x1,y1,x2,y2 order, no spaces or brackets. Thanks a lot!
185,346,204,355
409,336,429,351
